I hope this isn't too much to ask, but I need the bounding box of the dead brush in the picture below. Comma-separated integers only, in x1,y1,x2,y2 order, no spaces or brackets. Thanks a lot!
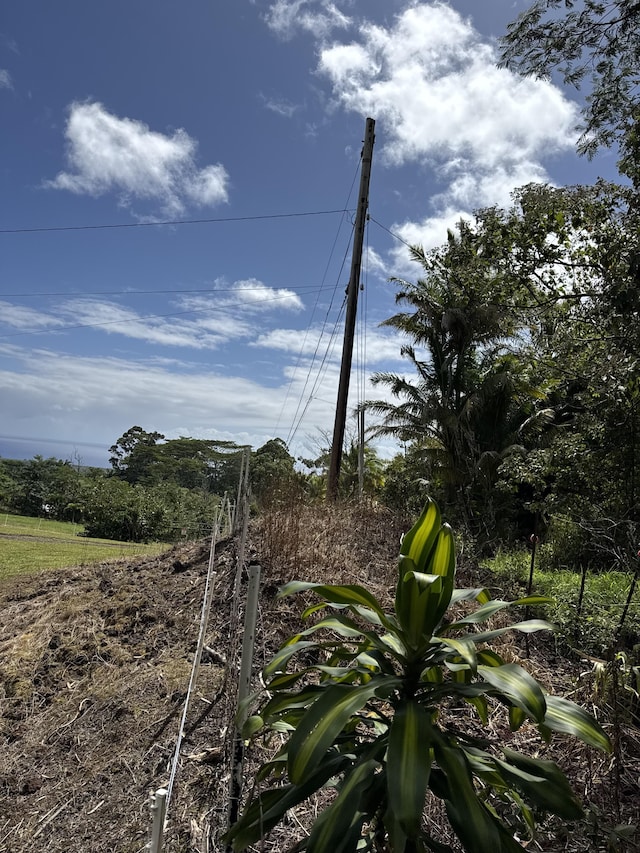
254,497,403,592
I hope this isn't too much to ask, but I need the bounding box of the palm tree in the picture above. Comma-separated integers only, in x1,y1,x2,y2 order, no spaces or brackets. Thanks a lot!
365,228,545,529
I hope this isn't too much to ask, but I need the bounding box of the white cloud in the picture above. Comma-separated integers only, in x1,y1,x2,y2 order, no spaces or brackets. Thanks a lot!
46,101,229,216
0,301,65,331
0,69,13,90
61,299,236,349
255,324,406,364
261,95,300,117
314,2,580,272
0,344,351,458
254,326,336,355
265,0,352,39
387,160,552,276
234,278,304,310
364,245,389,280
318,5,577,170
0,278,303,353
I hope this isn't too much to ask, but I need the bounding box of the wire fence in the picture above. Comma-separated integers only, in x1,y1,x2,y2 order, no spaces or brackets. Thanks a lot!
146,447,255,853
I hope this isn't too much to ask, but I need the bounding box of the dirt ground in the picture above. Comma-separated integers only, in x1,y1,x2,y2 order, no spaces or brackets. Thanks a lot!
0,504,638,852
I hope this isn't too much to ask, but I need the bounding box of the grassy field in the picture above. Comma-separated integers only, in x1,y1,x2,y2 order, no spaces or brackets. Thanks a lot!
0,513,171,582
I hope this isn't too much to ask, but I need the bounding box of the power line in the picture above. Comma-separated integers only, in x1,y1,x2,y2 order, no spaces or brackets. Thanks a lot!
276,153,362,446
0,208,352,235
285,234,354,448
369,215,414,249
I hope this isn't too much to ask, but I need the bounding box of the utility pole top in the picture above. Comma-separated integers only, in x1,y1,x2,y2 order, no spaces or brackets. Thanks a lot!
327,117,375,501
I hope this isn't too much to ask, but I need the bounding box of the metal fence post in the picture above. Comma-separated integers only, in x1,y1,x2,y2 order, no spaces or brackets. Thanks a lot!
148,788,167,853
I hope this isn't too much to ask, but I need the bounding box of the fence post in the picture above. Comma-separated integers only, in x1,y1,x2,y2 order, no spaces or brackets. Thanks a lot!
148,788,167,853
227,562,261,844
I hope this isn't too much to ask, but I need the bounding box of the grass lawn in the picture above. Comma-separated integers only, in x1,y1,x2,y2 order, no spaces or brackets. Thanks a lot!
0,513,171,582
483,548,640,654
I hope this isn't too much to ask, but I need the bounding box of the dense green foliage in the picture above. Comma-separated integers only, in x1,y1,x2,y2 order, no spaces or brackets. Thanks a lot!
366,3,640,610
369,181,640,579
227,499,609,852
0,430,299,542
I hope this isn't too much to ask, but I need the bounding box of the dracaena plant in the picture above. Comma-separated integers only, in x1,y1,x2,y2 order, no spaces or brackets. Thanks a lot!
225,499,610,853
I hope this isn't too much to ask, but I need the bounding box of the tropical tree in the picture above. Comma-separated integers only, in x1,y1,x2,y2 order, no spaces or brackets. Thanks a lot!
108,425,165,482
109,426,243,494
365,211,547,530
250,438,297,504
369,179,640,544
300,432,386,501
226,499,610,852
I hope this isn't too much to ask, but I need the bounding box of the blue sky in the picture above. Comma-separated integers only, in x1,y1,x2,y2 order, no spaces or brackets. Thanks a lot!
0,0,619,466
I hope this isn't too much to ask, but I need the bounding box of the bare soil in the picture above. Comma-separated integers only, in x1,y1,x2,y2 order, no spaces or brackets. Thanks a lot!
0,503,638,852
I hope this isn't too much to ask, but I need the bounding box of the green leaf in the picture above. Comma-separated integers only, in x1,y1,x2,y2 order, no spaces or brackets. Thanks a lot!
451,620,553,646
542,695,611,752
396,524,456,647
353,604,399,630
279,581,391,625
420,665,444,683
241,715,264,739
387,700,433,835
435,744,515,853
427,525,456,626
267,669,309,691
263,640,318,678
399,498,442,573
509,705,526,731
466,695,489,724
477,649,505,667
477,664,547,723
398,570,444,646
306,759,379,852
297,615,365,639
450,587,491,606
432,636,478,670
225,751,352,850
287,680,395,784
261,686,323,721
445,596,553,629
498,750,584,819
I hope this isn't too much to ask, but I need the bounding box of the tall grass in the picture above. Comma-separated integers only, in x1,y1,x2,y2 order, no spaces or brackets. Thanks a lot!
255,496,405,592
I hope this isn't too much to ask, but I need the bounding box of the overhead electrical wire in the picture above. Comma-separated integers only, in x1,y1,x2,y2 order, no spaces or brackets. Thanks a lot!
358,217,371,428
284,232,353,448
0,166,379,451
277,153,363,447
369,215,414,249
286,294,348,449
0,208,352,235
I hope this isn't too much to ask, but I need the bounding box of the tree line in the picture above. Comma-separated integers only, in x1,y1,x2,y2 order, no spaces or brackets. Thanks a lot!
361,0,640,572
0,429,298,542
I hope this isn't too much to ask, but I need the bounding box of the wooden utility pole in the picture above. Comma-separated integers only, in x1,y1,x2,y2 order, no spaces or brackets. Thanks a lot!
327,117,375,501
